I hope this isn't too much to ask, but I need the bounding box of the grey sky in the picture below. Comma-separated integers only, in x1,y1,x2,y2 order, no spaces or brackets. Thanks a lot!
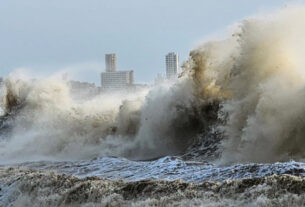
0,0,297,85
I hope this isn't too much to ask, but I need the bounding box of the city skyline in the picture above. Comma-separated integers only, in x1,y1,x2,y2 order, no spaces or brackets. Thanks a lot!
0,0,293,85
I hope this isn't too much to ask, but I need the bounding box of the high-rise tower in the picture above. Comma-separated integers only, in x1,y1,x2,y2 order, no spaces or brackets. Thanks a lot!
105,53,117,72
165,52,179,79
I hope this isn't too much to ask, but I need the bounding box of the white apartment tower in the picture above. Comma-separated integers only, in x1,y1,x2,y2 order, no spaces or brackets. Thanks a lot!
105,53,117,72
166,52,179,79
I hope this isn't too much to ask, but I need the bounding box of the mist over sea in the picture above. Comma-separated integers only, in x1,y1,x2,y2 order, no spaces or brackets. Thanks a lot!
2,6,305,207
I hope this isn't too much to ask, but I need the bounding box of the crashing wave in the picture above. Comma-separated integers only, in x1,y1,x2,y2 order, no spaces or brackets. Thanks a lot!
1,7,305,164
0,72,220,163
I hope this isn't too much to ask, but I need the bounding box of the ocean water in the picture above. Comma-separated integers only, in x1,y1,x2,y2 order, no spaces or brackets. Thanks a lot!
2,6,305,207
6,157,305,182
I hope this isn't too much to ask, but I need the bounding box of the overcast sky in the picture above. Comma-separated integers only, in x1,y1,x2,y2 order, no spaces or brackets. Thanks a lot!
0,0,299,85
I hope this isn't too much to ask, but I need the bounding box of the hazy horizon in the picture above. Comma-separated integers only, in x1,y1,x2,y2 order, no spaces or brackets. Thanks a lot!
0,0,296,85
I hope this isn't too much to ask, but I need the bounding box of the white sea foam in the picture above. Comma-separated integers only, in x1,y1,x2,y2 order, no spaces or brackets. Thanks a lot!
2,7,305,164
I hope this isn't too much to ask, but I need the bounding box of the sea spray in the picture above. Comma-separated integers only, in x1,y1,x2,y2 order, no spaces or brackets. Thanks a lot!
0,71,218,162
2,7,305,164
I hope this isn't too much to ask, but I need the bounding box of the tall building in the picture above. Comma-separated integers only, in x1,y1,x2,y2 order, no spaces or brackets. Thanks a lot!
101,54,134,90
165,52,179,79
101,70,134,89
105,53,117,72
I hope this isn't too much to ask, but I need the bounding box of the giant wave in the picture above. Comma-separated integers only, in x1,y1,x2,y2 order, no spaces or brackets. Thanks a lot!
1,7,305,165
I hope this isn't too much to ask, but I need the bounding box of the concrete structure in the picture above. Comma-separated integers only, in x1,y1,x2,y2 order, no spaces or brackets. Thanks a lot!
101,53,134,90
101,70,134,90
165,52,179,79
105,53,117,72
